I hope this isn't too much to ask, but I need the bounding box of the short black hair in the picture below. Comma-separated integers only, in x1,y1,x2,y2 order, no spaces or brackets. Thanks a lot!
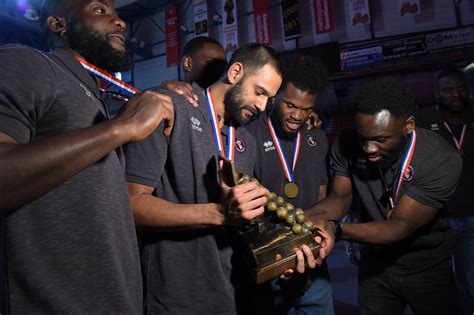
182,36,223,58
356,79,415,121
436,66,466,83
226,43,283,78
39,0,65,31
280,54,328,95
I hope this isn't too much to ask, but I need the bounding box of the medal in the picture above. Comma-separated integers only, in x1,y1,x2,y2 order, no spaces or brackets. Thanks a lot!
443,122,468,158
284,182,299,199
266,116,301,199
205,87,236,160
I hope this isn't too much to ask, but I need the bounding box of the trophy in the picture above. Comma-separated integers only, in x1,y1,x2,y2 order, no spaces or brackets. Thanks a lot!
221,158,320,284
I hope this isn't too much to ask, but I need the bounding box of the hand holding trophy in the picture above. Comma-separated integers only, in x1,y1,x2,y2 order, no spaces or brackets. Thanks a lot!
220,157,320,284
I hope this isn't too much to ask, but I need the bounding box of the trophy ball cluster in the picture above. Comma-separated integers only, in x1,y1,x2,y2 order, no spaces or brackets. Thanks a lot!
238,174,313,235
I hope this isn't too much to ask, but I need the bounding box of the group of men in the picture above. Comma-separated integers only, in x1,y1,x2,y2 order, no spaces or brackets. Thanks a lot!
0,0,471,314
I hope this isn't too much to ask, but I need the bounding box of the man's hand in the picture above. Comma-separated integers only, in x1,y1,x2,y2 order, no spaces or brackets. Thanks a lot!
160,80,198,107
312,220,336,265
305,111,322,130
115,90,175,141
277,244,317,297
219,180,268,225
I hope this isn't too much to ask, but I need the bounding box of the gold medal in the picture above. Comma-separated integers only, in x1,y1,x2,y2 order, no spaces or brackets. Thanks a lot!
284,182,299,199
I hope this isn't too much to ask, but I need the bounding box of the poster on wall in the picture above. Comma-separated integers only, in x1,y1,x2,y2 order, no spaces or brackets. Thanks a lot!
399,0,420,16
281,0,302,41
194,0,208,36
222,0,238,58
252,0,272,45
165,6,179,67
349,0,370,26
313,0,334,34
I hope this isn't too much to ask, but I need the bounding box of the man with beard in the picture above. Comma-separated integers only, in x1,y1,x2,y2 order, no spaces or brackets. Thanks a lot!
0,0,175,313
242,54,334,315
125,44,333,314
309,79,462,314
416,67,474,314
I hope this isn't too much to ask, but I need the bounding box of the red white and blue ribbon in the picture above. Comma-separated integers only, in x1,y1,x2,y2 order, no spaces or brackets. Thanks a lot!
76,56,140,98
391,130,417,208
443,122,467,150
205,87,235,160
266,116,301,184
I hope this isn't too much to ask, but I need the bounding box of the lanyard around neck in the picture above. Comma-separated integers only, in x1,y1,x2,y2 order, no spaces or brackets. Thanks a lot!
205,87,236,160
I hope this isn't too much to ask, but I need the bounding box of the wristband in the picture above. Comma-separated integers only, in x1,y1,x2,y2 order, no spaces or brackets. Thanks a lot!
330,220,342,242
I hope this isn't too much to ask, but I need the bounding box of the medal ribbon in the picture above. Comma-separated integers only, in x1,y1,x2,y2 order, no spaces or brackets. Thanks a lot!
205,87,235,160
391,130,417,208
443,122,467,150
266,116,301,183
76,56,141,98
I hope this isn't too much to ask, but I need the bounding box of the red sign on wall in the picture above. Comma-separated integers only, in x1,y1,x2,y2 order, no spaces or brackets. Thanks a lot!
165,6,179,67
313,0,334,34
253,0,272,45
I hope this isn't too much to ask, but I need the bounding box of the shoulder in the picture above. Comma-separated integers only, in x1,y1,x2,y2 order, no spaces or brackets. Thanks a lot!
414,127,461,171
1,45,55,73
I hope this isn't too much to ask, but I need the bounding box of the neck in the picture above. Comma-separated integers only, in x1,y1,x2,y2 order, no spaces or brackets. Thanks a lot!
440,107,465,125
209,82,231,124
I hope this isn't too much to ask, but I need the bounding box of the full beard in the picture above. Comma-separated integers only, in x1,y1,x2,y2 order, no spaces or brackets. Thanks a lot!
66,22,133,72
224,79,256,124
376,134,409,168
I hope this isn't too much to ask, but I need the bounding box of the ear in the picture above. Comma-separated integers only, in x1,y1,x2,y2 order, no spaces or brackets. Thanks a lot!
226,62,244,84
46,15,67,35
182,55,192,73
405,116,415,134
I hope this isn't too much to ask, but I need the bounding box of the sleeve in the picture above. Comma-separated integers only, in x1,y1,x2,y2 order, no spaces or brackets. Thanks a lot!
317,130,329,186
0,46,57,143
125,123,169,188
405,152,462,209
330,132,352,178
125,88,179,188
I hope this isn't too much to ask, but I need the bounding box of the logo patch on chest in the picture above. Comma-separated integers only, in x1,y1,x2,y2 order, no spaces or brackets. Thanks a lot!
430,123,439,131
191,117,202,132
403,165,415,182
306,135,317,147
235,139,246,152
263,140,275,152
79,83,95,100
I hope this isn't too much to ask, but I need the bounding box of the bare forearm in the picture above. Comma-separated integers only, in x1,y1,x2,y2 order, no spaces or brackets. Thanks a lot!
0,120,129,213
306,193,351,222
131,194,225,229
341,220,412,245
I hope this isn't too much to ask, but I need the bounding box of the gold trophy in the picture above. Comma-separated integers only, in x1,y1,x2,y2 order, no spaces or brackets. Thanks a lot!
221,158,320,284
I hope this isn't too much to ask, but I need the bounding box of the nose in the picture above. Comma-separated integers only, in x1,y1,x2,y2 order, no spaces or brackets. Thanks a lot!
112,14,126,31
255,96,268,113
290,109,304,121
362,141,378,155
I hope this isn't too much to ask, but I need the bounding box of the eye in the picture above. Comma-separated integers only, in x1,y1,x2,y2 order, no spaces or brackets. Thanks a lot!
93,6,106,14
286,103,294,109
255,90,263,96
